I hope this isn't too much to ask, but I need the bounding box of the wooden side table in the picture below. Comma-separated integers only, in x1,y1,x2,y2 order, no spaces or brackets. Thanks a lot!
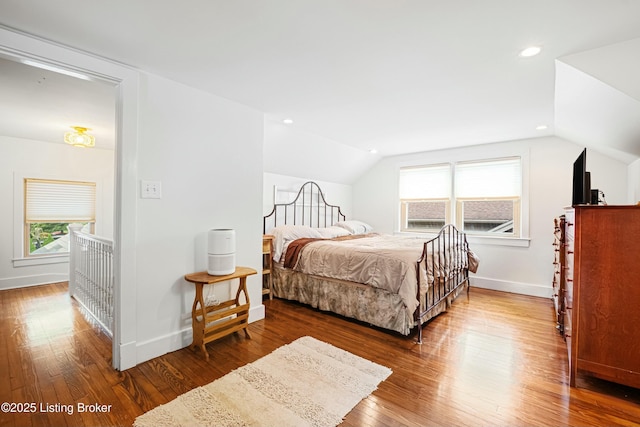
262,234,274,300
184,266,257,360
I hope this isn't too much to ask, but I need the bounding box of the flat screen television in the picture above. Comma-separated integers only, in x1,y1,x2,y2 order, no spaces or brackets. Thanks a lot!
572,148,591,206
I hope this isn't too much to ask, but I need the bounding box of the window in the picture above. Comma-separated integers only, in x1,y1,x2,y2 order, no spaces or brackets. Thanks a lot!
24,178,96,257
399,157,522,237
455,158,521,236
399,164,451,232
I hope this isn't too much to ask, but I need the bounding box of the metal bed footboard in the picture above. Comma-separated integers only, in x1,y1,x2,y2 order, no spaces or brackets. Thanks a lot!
415,224,470,344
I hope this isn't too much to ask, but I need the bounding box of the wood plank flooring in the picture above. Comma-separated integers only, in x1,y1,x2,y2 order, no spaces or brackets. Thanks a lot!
1,282,639,426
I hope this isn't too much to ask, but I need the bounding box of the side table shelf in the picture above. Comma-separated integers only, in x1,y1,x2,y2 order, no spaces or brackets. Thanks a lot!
262,234,274,300
184,266,257,360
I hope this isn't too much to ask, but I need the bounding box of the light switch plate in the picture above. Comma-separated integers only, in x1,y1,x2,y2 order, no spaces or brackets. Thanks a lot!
141,180,162,199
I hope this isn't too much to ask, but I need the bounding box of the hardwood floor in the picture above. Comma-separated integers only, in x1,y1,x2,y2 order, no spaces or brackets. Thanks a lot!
1,282,639,427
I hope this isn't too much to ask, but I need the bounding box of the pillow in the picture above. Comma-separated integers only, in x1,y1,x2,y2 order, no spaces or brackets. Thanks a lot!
335,220,373,235
316,226,352,239
268,225,324,262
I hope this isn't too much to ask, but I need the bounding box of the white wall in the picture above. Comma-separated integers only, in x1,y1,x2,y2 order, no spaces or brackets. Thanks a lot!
0,135,114,290
353,136,629,297
263,118,379,185
629,158,640,203
133,73,264,363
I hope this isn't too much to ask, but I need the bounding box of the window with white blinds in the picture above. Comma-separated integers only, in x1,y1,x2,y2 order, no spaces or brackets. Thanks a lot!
399,164,451,199
24,178,96,257
455,158,521,198
398,157,522,237
25,179,96,222
399,164,451,232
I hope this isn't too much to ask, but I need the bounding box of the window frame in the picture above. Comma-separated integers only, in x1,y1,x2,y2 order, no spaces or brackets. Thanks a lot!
399,163,452,233
400,198,451,233
455,196,521,238
18,176,97,261
398,155,527,244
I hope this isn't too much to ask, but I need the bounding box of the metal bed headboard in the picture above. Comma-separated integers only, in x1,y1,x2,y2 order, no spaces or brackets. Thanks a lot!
263,181,346,233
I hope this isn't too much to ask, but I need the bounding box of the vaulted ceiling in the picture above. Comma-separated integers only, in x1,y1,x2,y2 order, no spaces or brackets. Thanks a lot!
1,1,639,163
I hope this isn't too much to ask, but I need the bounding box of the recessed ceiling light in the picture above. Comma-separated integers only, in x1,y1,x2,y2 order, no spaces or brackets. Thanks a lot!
519,46,542,58
282,118,294,125
369,149,378,154
536,124,548,130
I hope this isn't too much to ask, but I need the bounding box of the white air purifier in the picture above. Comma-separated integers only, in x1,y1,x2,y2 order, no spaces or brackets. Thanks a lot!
207,229,236,275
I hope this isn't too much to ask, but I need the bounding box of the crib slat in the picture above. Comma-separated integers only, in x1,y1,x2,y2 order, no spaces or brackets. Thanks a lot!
69,230,114,338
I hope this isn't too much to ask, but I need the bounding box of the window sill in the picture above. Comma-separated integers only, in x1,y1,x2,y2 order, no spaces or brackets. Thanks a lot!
13,254,70,267
394,231,530,248
466,235,530,248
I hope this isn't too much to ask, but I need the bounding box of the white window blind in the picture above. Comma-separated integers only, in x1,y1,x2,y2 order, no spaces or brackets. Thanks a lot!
399,164,451,199
25,179,96,222
455,158,521,198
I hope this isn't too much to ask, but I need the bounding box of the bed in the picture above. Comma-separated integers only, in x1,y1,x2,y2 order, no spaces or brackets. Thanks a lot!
263,181,475,343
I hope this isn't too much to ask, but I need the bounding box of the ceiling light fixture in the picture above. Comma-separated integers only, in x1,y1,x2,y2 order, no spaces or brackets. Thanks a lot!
282,118,294,125
519,46,542,57
369,149,378,154
536,124,548,130
64,126,95,148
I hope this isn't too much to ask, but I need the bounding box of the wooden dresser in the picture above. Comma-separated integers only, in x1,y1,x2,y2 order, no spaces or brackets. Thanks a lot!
564,205,640,388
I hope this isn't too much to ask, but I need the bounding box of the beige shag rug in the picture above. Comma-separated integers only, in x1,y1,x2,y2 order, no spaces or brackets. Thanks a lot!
134,336,392,427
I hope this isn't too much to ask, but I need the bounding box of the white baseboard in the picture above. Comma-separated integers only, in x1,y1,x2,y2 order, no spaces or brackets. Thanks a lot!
117,341,138,371
135,328,190,366
134,303,266,366
249,303,265,323
0,273,69,290
470,276,553,299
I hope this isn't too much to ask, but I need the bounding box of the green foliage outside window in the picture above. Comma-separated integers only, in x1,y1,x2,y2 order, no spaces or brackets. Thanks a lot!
28,222,83,253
